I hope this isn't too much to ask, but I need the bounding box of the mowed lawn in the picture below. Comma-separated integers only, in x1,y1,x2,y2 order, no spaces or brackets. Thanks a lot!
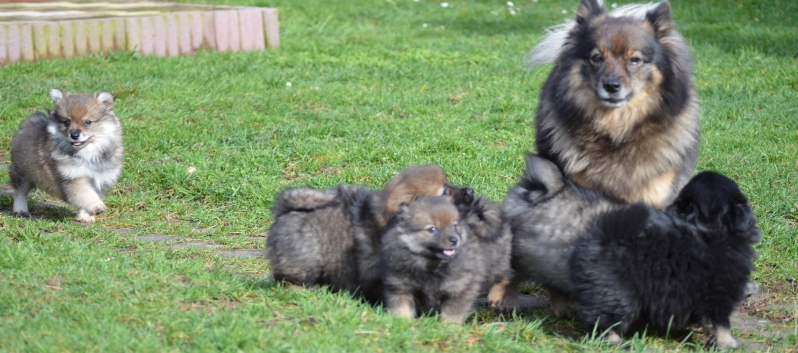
1,0,796,351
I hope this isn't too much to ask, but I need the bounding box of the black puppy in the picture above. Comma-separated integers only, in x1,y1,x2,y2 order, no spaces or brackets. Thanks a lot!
571,172,760,350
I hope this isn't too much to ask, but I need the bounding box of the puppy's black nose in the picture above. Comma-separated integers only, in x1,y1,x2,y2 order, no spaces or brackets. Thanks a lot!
603,79,621,93
448,236,459,246
69,131,80,140
460,187,475,204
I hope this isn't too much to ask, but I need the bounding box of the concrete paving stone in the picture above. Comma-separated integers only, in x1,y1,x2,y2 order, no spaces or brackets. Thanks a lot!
169,241,222,250
135,234,180,242
106,228,132,235
216,249,263,258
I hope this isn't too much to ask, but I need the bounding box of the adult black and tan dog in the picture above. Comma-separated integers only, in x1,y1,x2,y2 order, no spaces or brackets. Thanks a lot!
531,0,699,209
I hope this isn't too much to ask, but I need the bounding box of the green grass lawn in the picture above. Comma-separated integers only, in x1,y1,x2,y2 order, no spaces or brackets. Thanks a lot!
1,0,796,351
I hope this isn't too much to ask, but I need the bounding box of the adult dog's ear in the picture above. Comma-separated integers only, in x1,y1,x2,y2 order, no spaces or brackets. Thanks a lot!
575,0,606,26
646,1,673,39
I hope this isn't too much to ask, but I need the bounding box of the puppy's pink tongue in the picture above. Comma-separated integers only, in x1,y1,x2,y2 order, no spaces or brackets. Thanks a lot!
73,142,82,146
443,249,455,256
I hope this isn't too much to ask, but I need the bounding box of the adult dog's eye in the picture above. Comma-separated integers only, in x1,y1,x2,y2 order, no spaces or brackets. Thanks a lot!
590,53,604,64
629,57,642,66
427,227,437,233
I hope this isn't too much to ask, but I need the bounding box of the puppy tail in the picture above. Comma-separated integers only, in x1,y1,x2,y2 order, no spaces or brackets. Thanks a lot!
272,187,338,218
596,203,650,240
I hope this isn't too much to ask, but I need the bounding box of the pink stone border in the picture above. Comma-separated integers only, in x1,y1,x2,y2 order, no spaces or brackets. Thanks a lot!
0,6,278,65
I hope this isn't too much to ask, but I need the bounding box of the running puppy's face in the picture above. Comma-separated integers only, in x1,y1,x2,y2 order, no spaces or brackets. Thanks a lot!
394,197,465,261
48,88,116,149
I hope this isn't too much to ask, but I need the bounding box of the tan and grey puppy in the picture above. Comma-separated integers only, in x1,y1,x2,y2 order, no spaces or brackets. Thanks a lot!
266,165,474,303
381,196,484,323
9,88,124,223
500,153,624,316
531,0,699,209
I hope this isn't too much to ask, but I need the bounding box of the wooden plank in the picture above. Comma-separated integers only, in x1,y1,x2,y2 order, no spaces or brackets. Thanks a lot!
46,23,60,58
238,9,257,51
227,10,241,52
8,24,21,63
74,21,88,56
20,24,34,62
165,14,179,56
152,15,166,56
213,10,230,51
0,25,7,64
263,8,279,48
203,11,216,50
60,22,74,58
125,17,140,52
99,19,114,53
140,16,154,55
33,23,47,60
189,11,203,51
177,12,191,54
86,20,101,54
113,18,126,51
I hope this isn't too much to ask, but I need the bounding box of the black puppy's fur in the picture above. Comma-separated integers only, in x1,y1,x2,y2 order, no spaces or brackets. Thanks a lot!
570,172,760,349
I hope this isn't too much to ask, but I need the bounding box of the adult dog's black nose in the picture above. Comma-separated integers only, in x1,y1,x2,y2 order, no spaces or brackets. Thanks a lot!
603,79,621,93
448,236,459,246
69,131,80,140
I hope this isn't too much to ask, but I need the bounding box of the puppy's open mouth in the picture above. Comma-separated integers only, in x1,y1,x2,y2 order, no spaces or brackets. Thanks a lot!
71,137,91,147
432,248,456,259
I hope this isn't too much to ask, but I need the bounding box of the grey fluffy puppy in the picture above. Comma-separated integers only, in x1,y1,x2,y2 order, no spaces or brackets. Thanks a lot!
9,88,123,223
500,153,624,316
266,165,473,303
381,196,485,323
571,171,760,349
456,196,513,309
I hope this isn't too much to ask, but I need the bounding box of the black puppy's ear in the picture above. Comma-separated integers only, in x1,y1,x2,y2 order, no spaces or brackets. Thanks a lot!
575,0,606,25
671,195,697,222
729,202,760,242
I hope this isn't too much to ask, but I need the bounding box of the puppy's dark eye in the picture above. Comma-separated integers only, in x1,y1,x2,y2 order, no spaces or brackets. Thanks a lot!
84,120,92,126
427,227,437,233
629,57,642,66
63,120,70,127
590,53,604,64
441,188,449,196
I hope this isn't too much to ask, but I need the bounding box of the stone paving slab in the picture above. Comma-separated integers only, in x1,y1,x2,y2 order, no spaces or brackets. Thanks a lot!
169,240,223,250
0,1,278,65
217,249,263,258
135,234,180,242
